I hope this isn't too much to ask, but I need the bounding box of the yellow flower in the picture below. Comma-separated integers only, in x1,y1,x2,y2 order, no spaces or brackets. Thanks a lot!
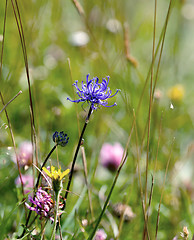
167,84,185,101
43,166,70,181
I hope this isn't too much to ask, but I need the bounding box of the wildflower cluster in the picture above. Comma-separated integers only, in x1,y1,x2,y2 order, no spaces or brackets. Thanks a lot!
22,74,119,239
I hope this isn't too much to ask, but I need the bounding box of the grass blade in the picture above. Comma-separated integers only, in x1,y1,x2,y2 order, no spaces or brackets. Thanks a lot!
88,153,128,240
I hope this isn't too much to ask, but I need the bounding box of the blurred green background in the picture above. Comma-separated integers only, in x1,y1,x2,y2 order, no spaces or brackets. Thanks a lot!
0,0,194,239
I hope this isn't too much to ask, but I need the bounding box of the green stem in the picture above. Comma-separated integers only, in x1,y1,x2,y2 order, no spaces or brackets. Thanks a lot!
51,191,60,240
63,106,92,208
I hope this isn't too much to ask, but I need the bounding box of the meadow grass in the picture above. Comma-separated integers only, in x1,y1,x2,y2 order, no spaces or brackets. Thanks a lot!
0,0,194,239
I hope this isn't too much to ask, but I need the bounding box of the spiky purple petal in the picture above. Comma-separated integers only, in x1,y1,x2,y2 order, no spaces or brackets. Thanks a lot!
67,74,119,110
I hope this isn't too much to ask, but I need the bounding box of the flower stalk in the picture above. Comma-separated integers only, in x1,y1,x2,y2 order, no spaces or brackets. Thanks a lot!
64,74,118,208
51,189,60,240
63,106,93,208
42,165,69,239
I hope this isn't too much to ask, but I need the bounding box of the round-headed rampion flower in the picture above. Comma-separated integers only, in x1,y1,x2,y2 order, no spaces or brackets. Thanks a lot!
15,174,34,194
100,142,124,171
67,74,119,110
25,187,54,221
53,131,69,147
94,229,107,240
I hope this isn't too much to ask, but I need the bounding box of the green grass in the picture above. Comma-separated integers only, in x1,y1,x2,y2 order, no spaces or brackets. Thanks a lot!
0,0,194,239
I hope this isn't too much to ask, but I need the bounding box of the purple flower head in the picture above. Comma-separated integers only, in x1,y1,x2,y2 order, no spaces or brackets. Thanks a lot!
94,229,107,240
100,142,124,171
67,74,119,110
25,187,54,221
53,131,69,147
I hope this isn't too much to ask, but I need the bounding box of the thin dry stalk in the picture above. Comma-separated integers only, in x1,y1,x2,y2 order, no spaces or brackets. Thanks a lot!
72,0,84,15
146,175,154,220
145,2,175,233
0,90,22,114
116,109,149,240
0,0,26,202
140,112,163,238
146,112,163,220
29,106,38,186
0,0,7,83
152,0,174,97
122,3,173,161
124,22,138,68
10,0,37,166
155,138,175,239
153,112,163,174
136,0,174,118
71,0,107,65
143,1,157,238
133,110,150,240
